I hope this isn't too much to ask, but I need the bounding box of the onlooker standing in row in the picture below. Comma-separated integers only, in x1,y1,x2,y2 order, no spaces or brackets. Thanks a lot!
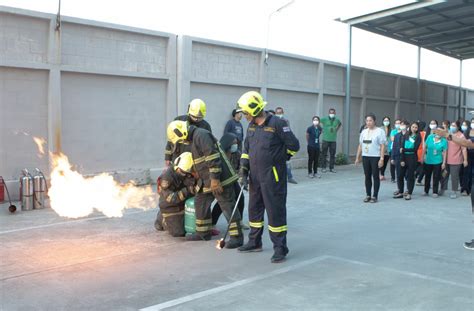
444,121,468,199
320,108,342,173
415,121,427,186
223,109,244,151
395,121,421,200
306,116,322,178
380,116,391,181
355,114,386,203
461,119,474,196
392,121,407,196
275,107,298,184
423,120,447,198
389,119,402,183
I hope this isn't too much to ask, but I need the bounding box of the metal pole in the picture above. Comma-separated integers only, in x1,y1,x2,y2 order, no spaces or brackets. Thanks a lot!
416,46,421,120
459,59,463,119
343,25,352,156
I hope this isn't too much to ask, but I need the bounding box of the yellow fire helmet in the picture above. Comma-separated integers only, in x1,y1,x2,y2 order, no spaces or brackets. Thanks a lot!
167,120,188,144
236,91,267,117
174,152,194,173
188,99,207,118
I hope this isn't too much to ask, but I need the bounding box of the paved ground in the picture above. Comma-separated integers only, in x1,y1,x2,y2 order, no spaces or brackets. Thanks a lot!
1,165,473,310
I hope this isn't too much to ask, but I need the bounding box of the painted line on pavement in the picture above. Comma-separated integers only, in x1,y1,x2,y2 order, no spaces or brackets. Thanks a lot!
139,255,332,311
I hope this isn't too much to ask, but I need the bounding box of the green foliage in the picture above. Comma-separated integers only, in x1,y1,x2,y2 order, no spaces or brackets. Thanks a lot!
335,152,349,166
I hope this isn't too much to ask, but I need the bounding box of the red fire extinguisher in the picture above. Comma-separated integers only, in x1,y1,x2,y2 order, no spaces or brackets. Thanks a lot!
0,176,17,213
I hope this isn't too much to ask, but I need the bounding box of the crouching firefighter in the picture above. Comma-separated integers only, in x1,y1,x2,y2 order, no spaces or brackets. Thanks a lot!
236,91,300,263
155,152,198,237
167,120,244,248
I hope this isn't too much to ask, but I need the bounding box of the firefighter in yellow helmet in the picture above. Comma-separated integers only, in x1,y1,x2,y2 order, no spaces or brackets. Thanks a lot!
236,91,300,263
164,99,213,166
167,120,243,247
155,152,198,237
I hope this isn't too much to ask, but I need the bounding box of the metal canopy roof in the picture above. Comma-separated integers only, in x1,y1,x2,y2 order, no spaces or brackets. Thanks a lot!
339,0,474,60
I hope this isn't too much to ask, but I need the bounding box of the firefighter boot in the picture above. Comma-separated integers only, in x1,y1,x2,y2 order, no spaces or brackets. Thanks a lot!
225,235,243,249
238,241,263,253
185,233,212,241
271,246,289,263
154,212,164,231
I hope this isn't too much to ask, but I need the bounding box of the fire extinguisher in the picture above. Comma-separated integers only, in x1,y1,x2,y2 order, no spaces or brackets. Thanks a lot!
20,169,34,211
0,176,17,213
33,168,48,209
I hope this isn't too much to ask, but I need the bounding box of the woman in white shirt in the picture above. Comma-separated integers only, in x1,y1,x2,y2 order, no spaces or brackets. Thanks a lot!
355,114,387,203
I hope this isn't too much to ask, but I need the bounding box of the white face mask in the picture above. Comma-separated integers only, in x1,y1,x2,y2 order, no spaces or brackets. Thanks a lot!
276,114,284,119
429,124,437,130
329,113,335,118
462,125,468,132
230,144,238,153
313,120,319,126
383,121,390,127
400,126,407,131
395,124,400,130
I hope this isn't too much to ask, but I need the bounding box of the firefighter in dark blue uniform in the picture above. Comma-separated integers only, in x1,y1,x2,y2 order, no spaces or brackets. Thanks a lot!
167,120,243,248
236,91,300,263
164,99,213,166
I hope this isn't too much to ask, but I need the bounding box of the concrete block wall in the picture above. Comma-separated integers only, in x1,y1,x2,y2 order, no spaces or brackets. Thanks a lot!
1,6,473,194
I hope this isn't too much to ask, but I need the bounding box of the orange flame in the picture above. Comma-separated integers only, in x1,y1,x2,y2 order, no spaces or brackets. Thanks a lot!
33,137,47,157
31,137,157,218
48,153,157,218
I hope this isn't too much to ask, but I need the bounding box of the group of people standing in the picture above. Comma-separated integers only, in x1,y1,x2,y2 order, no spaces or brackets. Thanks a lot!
356,114,471,203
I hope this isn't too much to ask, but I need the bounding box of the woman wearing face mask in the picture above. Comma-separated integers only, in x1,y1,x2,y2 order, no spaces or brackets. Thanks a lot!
392,120,408,196
306,116,322,178
394,121,421,200
415,121,427,186
423,120,448,197
443,121,468,199
389,119,402,183
211,133,247,234
355,114,387,203
379,117,391,181
461,119,474,196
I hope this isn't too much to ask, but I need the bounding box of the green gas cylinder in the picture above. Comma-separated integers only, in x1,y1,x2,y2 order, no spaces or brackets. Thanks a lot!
184,197,196,234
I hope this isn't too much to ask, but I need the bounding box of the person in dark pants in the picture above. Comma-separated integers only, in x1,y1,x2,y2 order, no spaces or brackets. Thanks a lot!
355,114,387,203
306,116,322,178
320,108,342,173
461,119,474,196
223,109,244,150
424,120,448,197
164,99,212,166
391,121,405,195
236,91,300,263
389,119,402,183
395,121,421,200
434,127,474,250
155,152,197,237
275,107,298,184
167,120,243,248
380,116,392,181
212,133,246,232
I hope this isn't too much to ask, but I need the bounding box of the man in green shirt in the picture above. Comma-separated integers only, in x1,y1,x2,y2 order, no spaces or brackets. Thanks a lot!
320,108,342,173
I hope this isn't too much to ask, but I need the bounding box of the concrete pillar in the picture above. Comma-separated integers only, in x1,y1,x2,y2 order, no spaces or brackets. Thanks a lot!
317,62,324,116
166,35,178,123
47,18,62,167
360,70,367,125
177,36,192,117
394,76,401,119
260,50,268,99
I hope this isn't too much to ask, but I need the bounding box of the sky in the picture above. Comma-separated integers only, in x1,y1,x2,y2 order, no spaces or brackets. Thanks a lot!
1,0,473,89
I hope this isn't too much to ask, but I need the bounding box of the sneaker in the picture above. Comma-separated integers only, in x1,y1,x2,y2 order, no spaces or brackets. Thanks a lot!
314,173,321,179
308,173,314,178
225,236,244,249
432,193,439,198
405,194,412,200
450,192,458,199
393,190,401,195
271,247,289,263
391,179,396,183
330,169,337,173
363,196,371,203
461,191,469,196
369,197,378,203
322,169,327,173
393,193,404,199
403,191,408,196
416,182,423,186
288,178,298,184
238,242,263,253
185,233,212,241
463,240,474,250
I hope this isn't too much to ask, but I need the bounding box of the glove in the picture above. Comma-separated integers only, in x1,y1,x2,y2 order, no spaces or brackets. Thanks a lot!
210,179,224,196
183,176,195,187
238,169,249,191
